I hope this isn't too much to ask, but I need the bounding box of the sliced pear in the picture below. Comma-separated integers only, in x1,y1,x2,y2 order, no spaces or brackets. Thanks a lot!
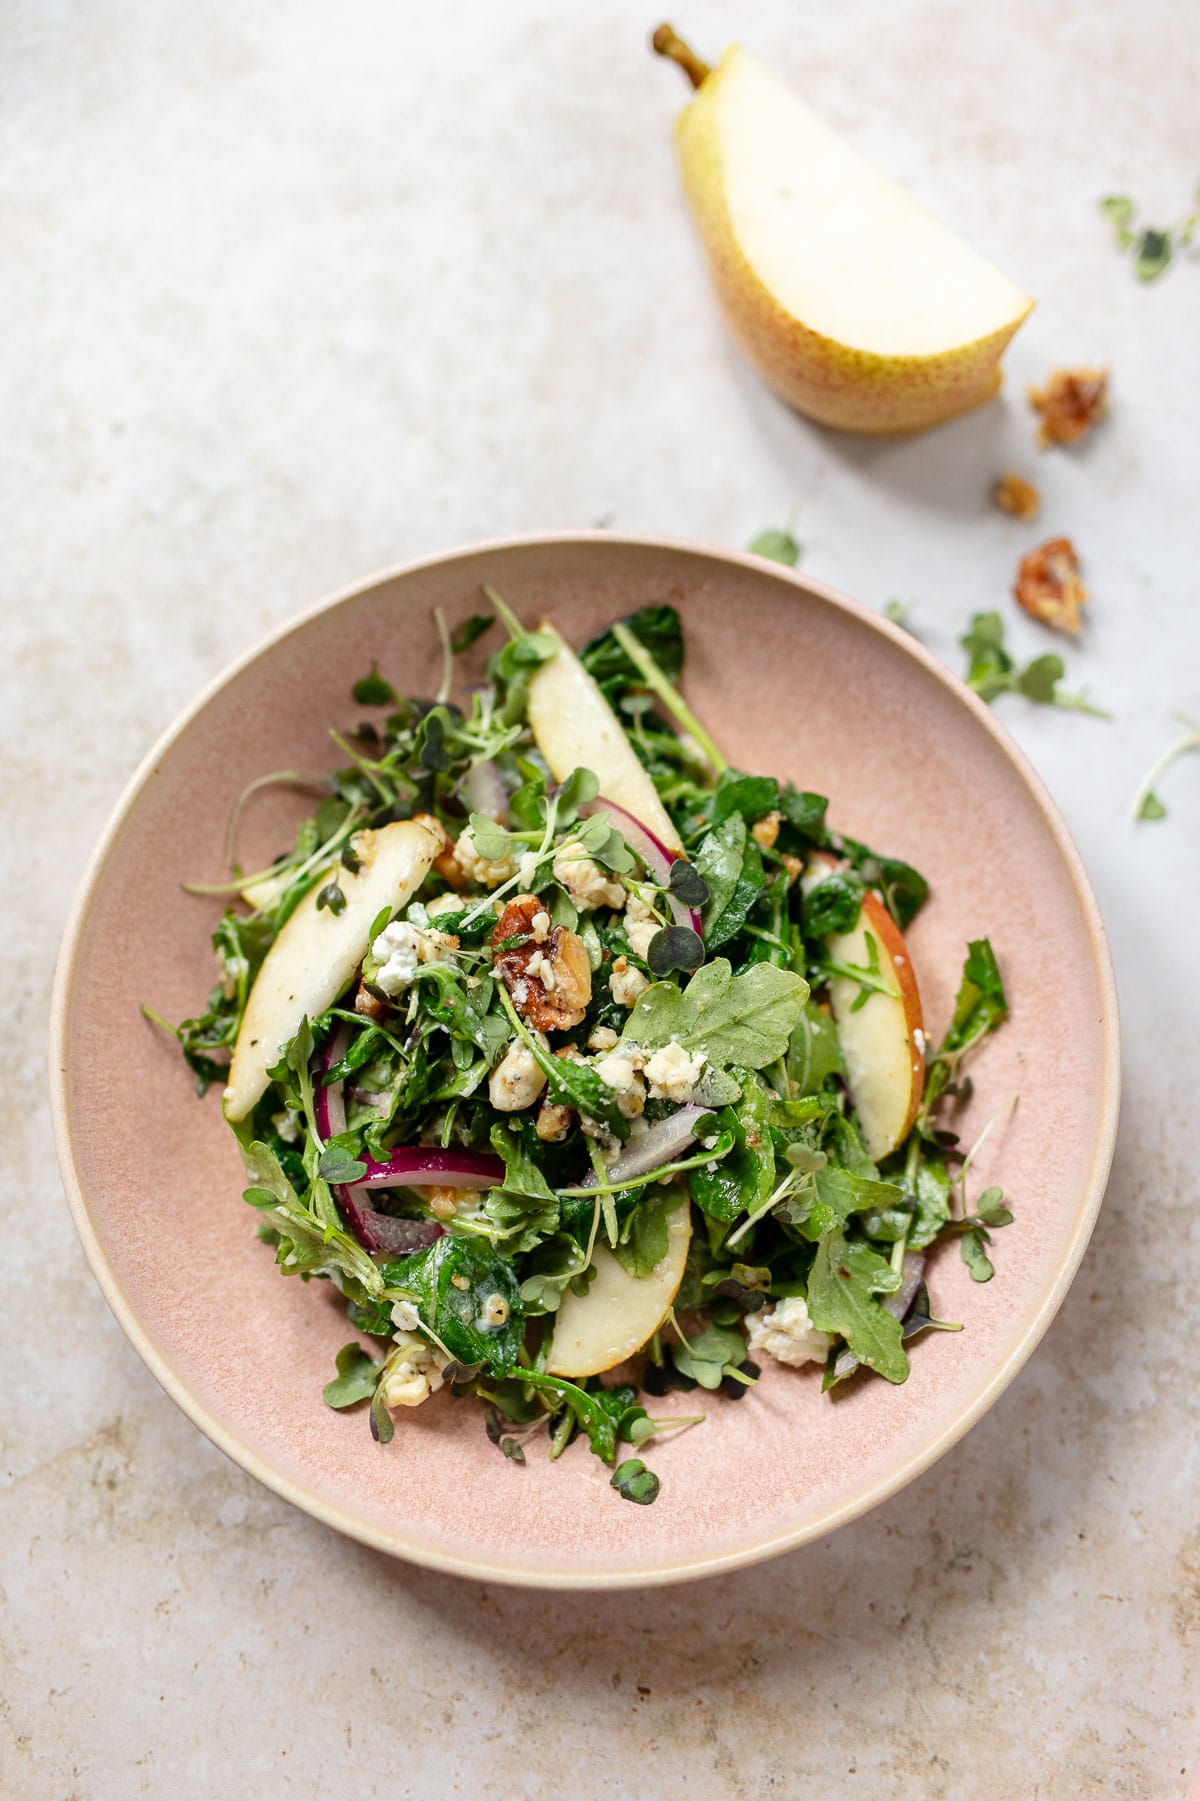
546,1198,691,1378
527,624,682,854
224,819,441,1123
826,890,925,1162
655,31,1033,434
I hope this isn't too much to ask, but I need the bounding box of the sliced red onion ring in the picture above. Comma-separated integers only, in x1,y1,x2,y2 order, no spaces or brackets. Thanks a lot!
582,795,702,937
830,1251,927,1381
314,1022,495,1252
357,1147,504,1189
579,1103,712,1189
336,1192,445,1256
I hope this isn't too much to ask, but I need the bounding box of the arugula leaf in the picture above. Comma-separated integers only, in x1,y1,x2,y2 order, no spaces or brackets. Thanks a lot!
803,870,864,938
380,1238,524,1374
711,770,779,828
621,958,809,1071
923,939,1008,1115
323,1343,380,1409
806,1229,908,1383
690,1073,775,1225
520,1369,619,1461
780,1168,905,1244
908,1149,953,1250
580,605,684,692
837,836,929,932
610,1458,661,1504
779,787,828,843
694,815,765,947
787,1000,841,1095
484,1119,560,1252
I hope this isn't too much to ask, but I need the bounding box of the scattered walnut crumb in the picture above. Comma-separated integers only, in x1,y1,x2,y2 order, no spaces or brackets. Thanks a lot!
1028,368,1108,448
1014,537,1088,633
993,472,1041,520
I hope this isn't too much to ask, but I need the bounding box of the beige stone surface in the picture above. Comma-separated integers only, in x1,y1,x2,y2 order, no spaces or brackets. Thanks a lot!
3,0,1197,1794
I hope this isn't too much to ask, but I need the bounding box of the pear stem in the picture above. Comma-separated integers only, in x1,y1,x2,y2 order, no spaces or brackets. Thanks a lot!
651,23,711,90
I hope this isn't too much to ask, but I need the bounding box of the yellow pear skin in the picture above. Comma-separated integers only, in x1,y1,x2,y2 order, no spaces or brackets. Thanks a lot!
655,30,1034,435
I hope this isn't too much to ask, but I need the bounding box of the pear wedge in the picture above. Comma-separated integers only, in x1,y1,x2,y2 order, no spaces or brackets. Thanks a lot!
653,27,1033,434
826,890,925,1161
527,623,682,853
224,819,441,1123
547,1197,691,1378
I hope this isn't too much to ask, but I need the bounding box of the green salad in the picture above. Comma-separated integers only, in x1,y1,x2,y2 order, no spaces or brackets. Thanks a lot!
156,595,1012,1503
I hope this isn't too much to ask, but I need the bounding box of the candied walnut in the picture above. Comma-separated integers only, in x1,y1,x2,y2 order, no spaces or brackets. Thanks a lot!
354,980,388,1020
491,894,592,1030
993,472,1041,520
751,810,781,850
1028,368,1108,448
535,1094,575,1142
1014,537,1088,634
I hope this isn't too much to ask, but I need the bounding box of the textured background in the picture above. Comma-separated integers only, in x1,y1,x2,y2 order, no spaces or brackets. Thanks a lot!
4,0,1198,1795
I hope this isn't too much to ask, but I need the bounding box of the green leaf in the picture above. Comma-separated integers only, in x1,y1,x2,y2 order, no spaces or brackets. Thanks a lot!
317,1144,368,1185
748,515,801,567
690,1073,776,1224
622,958,809,1072
668,859,710,907
787,1000,842,1095
610,1458,661,1504
960,610,1013,699
837,836,929,932
352,663,396,707
451,614,495,655
1137,790,1167,821
960,1227,996,1282
778,787,828,842
806,1229,908,1383
323,1343,380,1409
1135,227,1172,280
671,1323,751,1390
1099,194,1134,223
315,879,347,916
711,770,780,828
908,1149,953,1251
580,605,684,692
646,925,705,975
484,1119,560,1252
695,815,751,941
611,1191,680,1277
803,870,864,938
380,1238,524,1374
520,1369,619,1462
780,1167,906,1244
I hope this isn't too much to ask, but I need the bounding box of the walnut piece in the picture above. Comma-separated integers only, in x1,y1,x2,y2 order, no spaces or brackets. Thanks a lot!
993,472,1041,520
1014,537,1088,634
1028,368,1108,448
491,893,592,1031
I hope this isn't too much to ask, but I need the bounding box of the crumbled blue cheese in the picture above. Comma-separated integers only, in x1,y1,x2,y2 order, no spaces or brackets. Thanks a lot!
745,1296,833,1369
453,824,515,887
553,839,626,911
643,1040,706,1103
623,892,660,958
381,1331,450,1407
593,1052,646,1120
488,1034,549,1111
370,919,457,997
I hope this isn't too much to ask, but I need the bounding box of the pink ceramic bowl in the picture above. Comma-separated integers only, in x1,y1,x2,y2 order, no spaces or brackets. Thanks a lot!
50,534,1119,1588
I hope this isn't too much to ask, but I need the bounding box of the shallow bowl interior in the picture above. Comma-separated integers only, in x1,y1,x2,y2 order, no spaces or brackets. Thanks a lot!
51,534,1119,1587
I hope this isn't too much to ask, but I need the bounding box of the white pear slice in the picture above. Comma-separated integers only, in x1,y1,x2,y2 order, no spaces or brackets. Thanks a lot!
224,819,441,1123
665,42,1033,433
527,624,682,854
546,1198,691,1378
826,890,925,1162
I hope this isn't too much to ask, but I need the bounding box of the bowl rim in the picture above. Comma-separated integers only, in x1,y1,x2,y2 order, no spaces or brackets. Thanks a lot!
48,530,1121,1589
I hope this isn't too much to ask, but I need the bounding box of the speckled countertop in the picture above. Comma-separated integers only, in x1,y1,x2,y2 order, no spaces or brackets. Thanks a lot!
4,1,1198,1795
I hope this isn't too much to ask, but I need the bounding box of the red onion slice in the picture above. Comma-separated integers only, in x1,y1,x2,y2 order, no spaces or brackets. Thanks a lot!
316,1019,352,1142
830,1251,927,1381
579,1103,712,1189
335,1189,445,1256
358,1147,504,1189
582,796,702,937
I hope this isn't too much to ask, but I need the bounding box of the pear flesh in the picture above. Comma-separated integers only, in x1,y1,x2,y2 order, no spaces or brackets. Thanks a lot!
673,47,1033,433
526,623,683,853
547,1198,692,1378
224,819,441,1123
